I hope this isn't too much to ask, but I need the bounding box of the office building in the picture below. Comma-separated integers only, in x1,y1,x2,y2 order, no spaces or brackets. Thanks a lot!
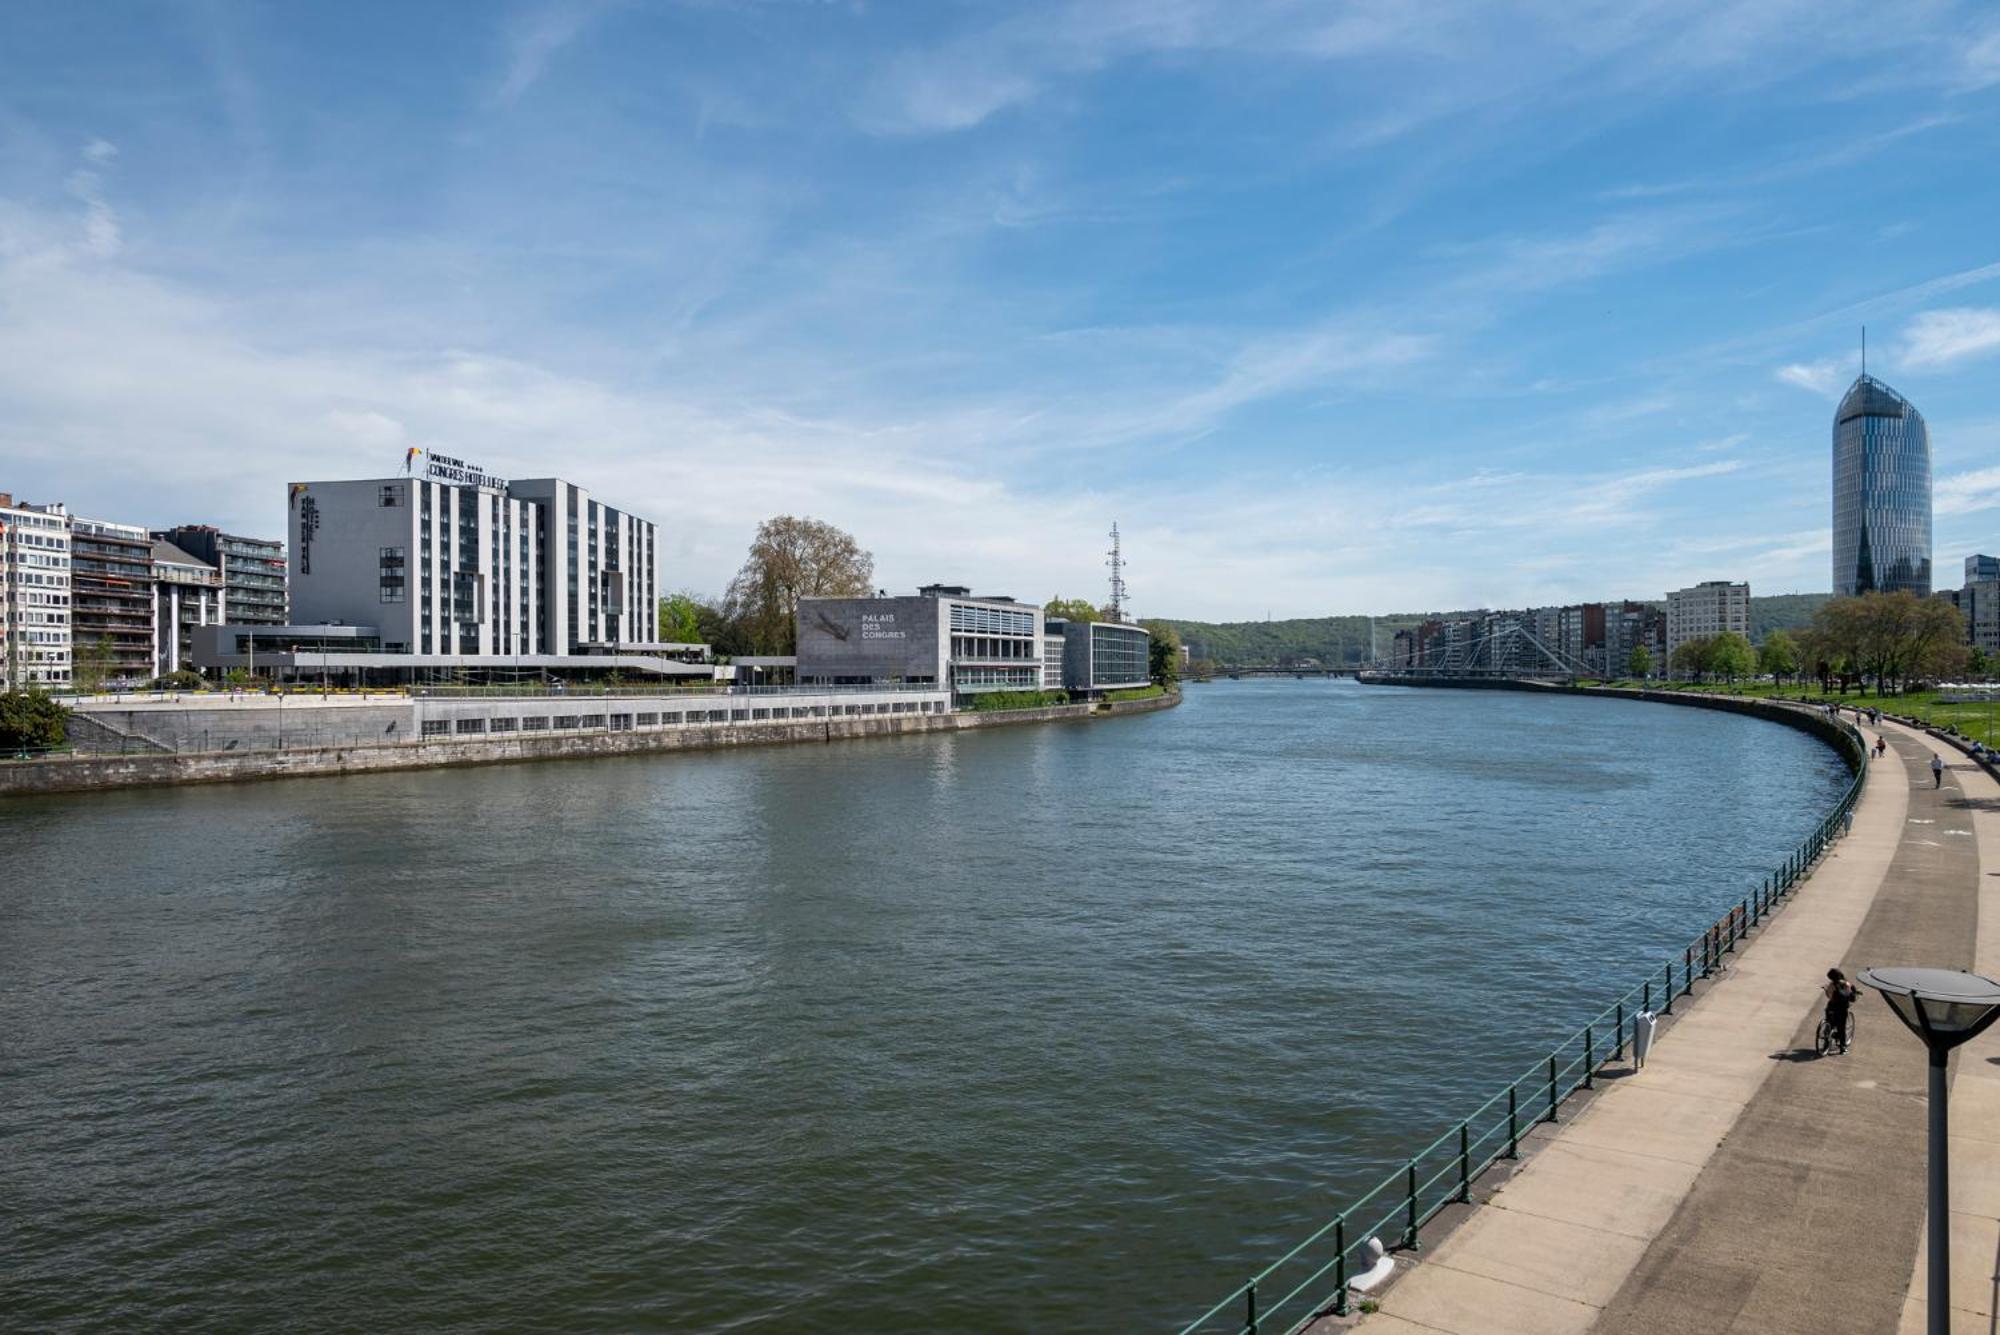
1666,580,1750,667
0,493,72,689
1967,555,2000,586
1055,618,1152,694
1832,375,1931,597
152,539,222,676
157,525,288,625
69,516,157,685
797,585,1046,699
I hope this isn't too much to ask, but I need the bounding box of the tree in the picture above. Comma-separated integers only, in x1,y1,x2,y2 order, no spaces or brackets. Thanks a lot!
657,592,705,644
1809,591,1969,694
1671,636,1714,682
1627,644,1652,679
0,689,69,751
1970,646,1994,679
1141,619,1183,687
1757,629,1800,684
73,635,115,694
1710,631,1755,683
1044,597,1103,623
723,516,875,655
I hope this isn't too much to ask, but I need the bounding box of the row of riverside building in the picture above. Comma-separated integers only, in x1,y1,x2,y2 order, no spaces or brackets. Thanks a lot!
2,458,1154,705
1384,580,1750,676
2,490,287,689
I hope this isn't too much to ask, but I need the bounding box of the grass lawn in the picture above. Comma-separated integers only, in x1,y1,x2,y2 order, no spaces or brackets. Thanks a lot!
1586,679,2000,746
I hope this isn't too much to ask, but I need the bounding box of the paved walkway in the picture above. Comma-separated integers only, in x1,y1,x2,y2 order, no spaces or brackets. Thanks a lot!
1345,716,1994,1335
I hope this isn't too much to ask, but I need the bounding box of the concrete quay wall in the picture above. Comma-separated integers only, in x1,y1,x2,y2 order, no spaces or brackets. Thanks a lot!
0,690,1178,797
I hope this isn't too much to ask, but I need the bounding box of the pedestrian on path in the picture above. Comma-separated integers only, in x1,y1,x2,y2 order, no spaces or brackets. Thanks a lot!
1932,753,1945,787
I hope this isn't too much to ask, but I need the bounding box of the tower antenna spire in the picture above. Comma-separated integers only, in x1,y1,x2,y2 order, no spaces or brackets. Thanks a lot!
1106,522,1127,622
1862,325,1867,378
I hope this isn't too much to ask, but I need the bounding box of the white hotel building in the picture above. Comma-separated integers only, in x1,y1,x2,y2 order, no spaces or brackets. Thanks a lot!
199,459,695,681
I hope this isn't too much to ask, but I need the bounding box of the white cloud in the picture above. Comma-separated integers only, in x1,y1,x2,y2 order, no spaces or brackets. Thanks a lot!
1901,307,2000,368
1936,465,2000,516
492,1,606,105
64,138,120,259
1775,358,1851,396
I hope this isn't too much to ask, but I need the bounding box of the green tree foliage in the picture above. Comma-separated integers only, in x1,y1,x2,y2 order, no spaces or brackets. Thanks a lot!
1757,629,1800,684
657,592,705,644
966,689,1070,711
1671,636,1715,681
150,669,206,691
1709,631,1756,682
1043,597,1104,623
1627,644,1651,678
0,689,70,750
723,516,875,656
72,635,115,694
1140,619,1183,686
1806,591,1968,694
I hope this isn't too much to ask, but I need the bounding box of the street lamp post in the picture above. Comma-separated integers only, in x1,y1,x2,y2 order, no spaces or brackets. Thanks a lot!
1859,966,2000,1335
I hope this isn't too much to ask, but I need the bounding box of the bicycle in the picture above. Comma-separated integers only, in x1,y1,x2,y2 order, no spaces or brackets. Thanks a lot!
1816,1008,1856,1056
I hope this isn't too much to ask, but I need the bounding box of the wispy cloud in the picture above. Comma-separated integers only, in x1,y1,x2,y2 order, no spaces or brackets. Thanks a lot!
492,0,609,105
1936,465,2000,516
1901,307,2000,368
1774,357,1853,396
65,138,120,259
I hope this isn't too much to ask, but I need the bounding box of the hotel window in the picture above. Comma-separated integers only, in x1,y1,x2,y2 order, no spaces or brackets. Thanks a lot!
379,484,405,508
379,547,406,603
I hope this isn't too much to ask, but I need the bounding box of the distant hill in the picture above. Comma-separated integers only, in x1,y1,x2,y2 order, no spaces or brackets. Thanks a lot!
1162,593,1833,668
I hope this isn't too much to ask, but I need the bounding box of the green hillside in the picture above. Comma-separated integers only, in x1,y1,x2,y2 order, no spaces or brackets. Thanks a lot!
1164,593,1832,668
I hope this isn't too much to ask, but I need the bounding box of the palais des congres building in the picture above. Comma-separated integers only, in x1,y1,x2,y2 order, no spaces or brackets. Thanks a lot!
200,453,703,682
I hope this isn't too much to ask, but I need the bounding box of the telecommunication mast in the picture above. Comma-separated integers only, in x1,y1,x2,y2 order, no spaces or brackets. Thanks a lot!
1106,523,1128,622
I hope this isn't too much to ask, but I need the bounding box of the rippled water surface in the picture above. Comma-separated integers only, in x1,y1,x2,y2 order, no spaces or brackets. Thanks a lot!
0,681,1849,1331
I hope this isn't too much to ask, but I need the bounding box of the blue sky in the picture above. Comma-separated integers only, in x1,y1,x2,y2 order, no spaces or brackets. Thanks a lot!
2,1,1998,619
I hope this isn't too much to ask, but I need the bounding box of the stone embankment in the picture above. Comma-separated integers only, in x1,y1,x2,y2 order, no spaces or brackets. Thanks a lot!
0,690,1178,797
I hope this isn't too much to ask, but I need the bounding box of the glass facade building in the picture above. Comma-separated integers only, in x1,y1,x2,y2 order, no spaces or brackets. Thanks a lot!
1832,375,1931,597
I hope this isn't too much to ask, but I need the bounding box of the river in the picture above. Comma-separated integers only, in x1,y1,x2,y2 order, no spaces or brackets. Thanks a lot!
0,680,1849,1331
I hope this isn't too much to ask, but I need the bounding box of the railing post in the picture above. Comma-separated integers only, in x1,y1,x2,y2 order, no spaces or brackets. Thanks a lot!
1682,947,1693,998
1546,1055,1558,1122
1584,1026,1595,1089
1333,1217,1349,1315
1404,1161,1419,1250
1616,1003,1626,1061
1506,1086,1519,1158
1244,1279,1257,1334
1644,979,1653,1015
1458,1122,1471,1202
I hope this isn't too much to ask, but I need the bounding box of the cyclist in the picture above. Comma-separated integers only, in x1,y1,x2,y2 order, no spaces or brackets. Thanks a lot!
1822,968,1858,1055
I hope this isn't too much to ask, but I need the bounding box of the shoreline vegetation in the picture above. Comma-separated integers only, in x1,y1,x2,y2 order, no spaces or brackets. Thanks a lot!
1584,678,2000,745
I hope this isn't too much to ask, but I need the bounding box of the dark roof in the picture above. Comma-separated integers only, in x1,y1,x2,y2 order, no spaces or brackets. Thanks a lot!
1837,374,1915,425
150,539,215,569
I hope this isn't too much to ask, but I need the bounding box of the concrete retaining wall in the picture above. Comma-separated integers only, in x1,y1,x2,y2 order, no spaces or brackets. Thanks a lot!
1,689,1177,797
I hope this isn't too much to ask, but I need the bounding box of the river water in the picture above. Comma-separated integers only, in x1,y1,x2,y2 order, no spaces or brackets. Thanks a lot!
0,681,1849,1331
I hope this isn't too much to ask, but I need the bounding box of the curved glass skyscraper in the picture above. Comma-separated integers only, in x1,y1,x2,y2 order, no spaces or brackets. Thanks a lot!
1832,374,1930,597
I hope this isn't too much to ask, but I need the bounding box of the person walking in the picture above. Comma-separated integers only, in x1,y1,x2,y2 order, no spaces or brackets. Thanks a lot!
1932,753,1945,788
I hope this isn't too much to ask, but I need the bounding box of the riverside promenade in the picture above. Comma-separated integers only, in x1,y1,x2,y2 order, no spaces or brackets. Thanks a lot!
1337,716,1999,1335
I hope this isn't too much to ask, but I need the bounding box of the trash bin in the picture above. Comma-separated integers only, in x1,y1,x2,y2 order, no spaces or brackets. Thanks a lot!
1631,1010,1658,1069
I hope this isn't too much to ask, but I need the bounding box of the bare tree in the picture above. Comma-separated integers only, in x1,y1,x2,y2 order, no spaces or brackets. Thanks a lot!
724,516,875,654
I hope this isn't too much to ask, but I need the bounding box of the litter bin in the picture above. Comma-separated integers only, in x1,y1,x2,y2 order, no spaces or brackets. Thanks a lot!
1631,1010,1658,1069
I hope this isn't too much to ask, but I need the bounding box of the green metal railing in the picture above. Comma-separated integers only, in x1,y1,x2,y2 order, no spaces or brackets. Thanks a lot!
1179,715,1867,1335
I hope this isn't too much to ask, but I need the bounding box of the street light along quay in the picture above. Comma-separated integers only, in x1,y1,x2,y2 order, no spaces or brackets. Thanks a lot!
1859,966,2000,1335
